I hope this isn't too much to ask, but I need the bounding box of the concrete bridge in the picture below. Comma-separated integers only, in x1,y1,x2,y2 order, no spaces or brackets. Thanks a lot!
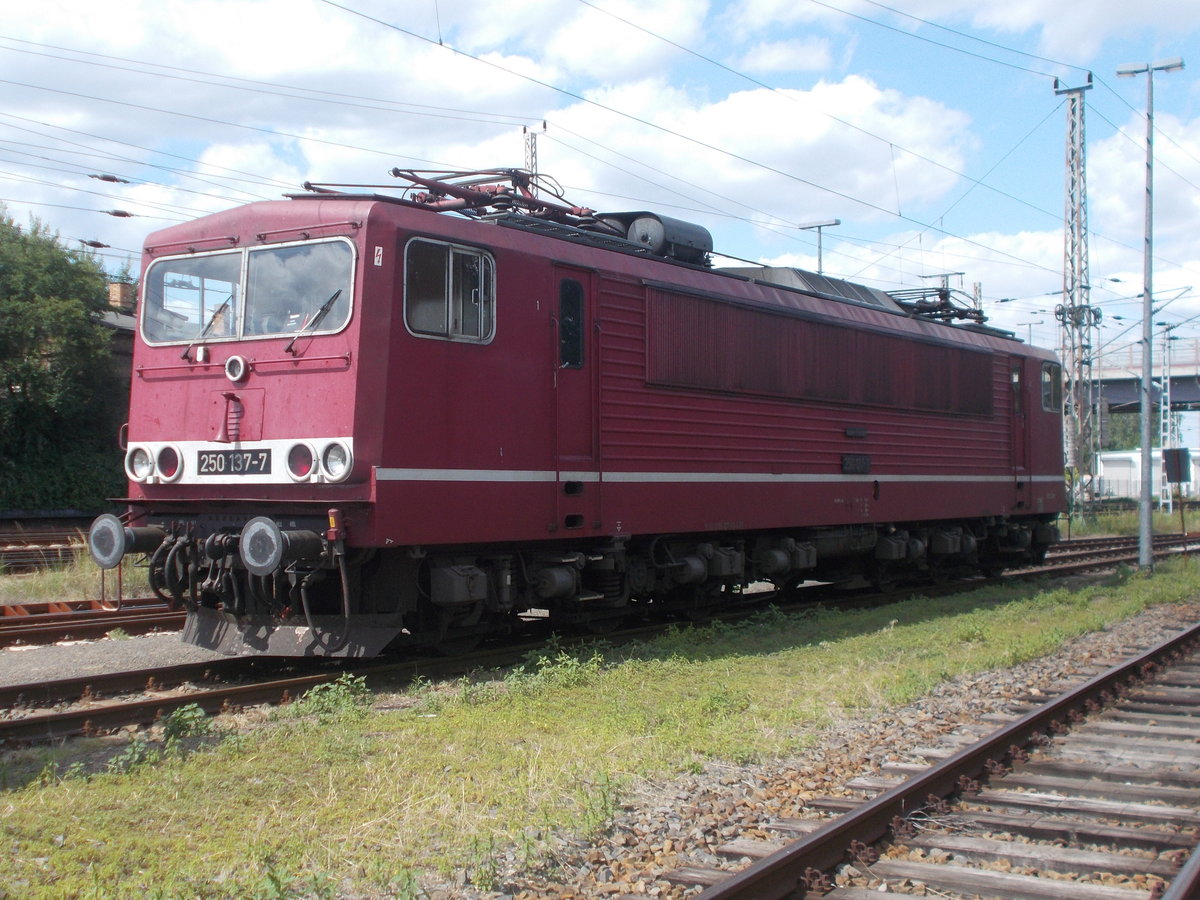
1093,339,1200,412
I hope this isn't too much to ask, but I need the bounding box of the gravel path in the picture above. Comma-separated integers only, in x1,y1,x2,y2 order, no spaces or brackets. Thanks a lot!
0,630,226,688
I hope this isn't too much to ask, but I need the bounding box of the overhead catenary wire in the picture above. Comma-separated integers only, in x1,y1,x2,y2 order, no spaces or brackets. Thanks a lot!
0,16,1075,283
0,78,459,171
0,196,185,223
0,36,538,130
572,0,1069,227
572,0,1197,285
0,6,1193,293
0,112,291,198
316,0,1068,283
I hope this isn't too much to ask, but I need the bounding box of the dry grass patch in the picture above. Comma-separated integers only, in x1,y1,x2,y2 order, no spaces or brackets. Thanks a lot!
0,549,149,606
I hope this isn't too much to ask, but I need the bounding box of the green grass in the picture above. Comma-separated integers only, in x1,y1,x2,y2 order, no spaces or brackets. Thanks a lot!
1060,509,1190,538
1,560,1198,897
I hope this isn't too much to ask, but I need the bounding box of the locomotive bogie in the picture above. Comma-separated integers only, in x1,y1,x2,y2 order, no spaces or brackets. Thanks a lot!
91,172,1066,657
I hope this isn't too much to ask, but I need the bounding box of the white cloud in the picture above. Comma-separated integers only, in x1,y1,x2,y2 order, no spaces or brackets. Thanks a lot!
961,0,1200,60
0,0,1196,312
735,38,834,74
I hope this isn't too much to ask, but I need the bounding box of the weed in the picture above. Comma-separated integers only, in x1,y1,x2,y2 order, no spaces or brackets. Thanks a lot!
697,686,752,718
467,834,501,891
510,648,606,692
304,869,339,899
34,760,60,787
290,673,372,722
513,826,544,868
1064,510,1182,538
161,703,211,749
574,770,620,837
105,627,130,640
0,547,150,606
955,623,987,644
251,855,295,900
106,736,161,774
365,858,426,898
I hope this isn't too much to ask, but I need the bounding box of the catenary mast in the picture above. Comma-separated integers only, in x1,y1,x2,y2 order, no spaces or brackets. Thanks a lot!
1055,75,1098,509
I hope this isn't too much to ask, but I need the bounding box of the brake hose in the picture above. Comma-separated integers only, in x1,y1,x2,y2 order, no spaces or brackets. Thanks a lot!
297,550,352,654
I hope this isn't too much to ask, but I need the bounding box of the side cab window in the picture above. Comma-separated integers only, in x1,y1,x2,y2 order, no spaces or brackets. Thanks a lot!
559,279,584,368
1041,362,1062,412
404,237,495,342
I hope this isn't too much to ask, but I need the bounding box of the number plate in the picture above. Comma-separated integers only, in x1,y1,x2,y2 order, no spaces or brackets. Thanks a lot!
197,449,272,476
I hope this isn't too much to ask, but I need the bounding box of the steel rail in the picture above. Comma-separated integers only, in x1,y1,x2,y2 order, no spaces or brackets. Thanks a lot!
696,618,1200,899
0,594,165,620
0,657,284,709
0,608,185,648
0,672,339,743
1163,838,1200,900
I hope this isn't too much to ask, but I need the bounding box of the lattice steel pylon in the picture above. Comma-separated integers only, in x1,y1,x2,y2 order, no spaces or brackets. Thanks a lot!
1159,327,1181,511
1055,75,1098,509
523,121,545,197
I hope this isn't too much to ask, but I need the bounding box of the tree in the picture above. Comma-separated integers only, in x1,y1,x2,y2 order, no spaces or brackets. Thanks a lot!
0,209,126,511
1102,410,1161,451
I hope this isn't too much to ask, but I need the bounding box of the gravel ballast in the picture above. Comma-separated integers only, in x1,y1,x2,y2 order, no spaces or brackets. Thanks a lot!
0,631,226,688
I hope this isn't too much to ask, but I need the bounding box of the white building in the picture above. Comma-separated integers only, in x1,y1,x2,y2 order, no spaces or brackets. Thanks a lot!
1096,449,1199,500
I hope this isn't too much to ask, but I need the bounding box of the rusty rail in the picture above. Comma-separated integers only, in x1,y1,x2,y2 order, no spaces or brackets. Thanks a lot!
696,618,1200,899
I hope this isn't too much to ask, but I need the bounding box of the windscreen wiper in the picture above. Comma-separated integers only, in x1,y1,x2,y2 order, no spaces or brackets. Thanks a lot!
285,288,342,355
180,297,231,360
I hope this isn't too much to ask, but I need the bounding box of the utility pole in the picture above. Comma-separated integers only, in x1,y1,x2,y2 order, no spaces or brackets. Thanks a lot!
919,271,965,295
1117,56,1185,570
1054,74,1099,512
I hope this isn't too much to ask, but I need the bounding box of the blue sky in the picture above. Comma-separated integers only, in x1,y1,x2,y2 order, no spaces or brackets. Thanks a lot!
1,0,1198,357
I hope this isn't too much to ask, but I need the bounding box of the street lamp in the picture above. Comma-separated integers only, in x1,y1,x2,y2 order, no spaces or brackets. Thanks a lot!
798,218,840,275
1116,56,1184,569
1017,320,1044,343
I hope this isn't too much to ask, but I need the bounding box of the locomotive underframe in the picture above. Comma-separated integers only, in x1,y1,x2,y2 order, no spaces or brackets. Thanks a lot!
105,507,1059,657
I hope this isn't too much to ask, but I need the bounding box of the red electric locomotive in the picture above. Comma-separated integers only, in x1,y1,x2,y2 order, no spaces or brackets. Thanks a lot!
88,169,1065,657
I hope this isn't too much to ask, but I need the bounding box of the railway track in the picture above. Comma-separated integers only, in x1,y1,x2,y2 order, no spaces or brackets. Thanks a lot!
664,618,1200,899
0,532,1195,745
1038,532,1194,570
0,596,184,647
0,527,84,570
0,636,561,743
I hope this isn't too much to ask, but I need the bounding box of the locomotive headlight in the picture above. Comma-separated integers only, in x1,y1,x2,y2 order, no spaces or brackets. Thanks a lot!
126,446,153,482
321,441,353,482
286,443,316,481
156,445,183,482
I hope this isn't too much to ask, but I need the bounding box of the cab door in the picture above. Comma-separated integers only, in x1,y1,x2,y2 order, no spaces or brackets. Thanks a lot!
1011,358,1030,509
553,267,601,532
